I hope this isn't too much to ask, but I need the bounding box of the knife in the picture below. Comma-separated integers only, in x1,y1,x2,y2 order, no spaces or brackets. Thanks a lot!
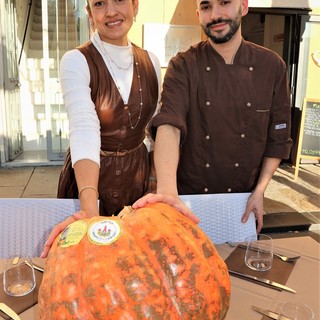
252,305,291,320
228,270,296,293
0,303,21,320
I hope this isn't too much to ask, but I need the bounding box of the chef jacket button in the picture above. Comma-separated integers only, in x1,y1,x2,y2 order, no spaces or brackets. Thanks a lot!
227,188,232,192
206,66,211,71
246,102,251,107
204,187,209,192
206,163,210,168
205,135,210,140
113,192,119,198
241,134,245,138
235,163,239,167
206,101,211,106
116,170,121,175
249,66,254,71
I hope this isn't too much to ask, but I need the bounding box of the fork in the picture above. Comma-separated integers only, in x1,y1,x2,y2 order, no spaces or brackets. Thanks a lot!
272,252,300,263
235,244,301,263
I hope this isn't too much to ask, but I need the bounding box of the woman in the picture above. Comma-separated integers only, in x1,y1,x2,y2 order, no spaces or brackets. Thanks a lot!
41,0,160,257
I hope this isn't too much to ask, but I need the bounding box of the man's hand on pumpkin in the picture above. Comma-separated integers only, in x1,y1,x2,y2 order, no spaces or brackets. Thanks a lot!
132,193,200,224
40,211,89,258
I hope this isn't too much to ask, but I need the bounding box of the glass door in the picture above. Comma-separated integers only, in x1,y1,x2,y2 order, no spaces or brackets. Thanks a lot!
2,0,23,161
42,0,89,161
242,8,311,163
242,9,304,108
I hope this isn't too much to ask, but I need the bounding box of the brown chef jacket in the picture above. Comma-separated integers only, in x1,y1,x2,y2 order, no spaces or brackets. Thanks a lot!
151,39,292,195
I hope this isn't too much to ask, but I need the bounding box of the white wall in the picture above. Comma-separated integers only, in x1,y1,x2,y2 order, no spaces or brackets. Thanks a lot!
0,1,8,164
249,0,320,9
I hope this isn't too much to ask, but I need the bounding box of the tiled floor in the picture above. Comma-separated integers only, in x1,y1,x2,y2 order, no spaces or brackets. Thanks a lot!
0,161,319,240
264,163,319,214
262,162,320,242
1,162,318,210
0,166,62,198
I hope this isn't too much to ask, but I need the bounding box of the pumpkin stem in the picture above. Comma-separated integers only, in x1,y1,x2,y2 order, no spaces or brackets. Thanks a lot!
118,206,134,218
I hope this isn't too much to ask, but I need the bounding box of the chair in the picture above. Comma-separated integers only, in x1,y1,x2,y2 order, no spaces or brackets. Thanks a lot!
0,194,256,258
0,198,80,258
180,193,256,244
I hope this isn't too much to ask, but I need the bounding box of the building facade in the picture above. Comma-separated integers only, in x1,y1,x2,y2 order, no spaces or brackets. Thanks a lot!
0,0,319,166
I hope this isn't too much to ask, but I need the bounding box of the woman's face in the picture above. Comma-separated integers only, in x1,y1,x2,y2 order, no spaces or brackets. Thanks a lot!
87,0,138,46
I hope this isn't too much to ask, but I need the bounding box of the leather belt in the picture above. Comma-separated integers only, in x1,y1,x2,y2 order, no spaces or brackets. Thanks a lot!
100,142,143,157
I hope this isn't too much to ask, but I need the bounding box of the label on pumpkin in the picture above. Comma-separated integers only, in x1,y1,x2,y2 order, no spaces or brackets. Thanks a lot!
58,220,88,248
88,220,122,245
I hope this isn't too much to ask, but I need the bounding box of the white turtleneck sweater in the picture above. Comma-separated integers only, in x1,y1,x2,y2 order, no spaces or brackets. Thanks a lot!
60,31,161,167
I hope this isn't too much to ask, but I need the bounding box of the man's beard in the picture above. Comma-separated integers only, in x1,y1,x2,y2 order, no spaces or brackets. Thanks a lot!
202,17,241,44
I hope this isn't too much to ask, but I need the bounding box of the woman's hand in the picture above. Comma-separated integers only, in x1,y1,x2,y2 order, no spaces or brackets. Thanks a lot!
132,193,200,224
40,210,89,258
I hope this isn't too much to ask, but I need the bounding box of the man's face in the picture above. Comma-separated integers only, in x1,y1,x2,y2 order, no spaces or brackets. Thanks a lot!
196,0,248,44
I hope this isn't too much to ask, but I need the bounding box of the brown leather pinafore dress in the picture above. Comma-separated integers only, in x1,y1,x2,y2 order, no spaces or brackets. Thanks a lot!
57,41,158,216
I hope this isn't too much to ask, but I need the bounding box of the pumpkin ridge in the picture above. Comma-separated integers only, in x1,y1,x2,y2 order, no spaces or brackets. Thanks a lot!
39,202,230,319
122,203,229,318
85,214,178,319
121,206,183,318
154,202,231,317
150,203,231,315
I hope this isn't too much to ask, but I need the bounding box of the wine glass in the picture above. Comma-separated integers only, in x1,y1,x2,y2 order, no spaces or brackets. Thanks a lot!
278,302,314,320
3,254,36,297
245,234,273,271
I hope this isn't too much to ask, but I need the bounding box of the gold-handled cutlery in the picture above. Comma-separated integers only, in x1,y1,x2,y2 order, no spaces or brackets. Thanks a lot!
252,305,291,320
24,261,44,273
0,303,21,320
228,270,296,293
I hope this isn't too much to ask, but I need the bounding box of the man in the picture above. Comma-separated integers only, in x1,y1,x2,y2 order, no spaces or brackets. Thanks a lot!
133,0,292,233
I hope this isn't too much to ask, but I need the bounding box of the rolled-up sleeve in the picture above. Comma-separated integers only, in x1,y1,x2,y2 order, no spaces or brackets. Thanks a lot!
151,54,190,144
264,58,292,159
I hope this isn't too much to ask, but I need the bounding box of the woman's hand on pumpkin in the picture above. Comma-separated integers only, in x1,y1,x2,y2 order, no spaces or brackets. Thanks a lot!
132,193,200,224
40,210,89,258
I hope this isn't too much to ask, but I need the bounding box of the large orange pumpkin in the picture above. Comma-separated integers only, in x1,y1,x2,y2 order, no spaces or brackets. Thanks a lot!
39,202,230,319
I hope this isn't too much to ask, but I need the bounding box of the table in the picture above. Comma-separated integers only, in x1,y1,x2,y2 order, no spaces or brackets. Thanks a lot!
1,236,319,320
218,236,320,320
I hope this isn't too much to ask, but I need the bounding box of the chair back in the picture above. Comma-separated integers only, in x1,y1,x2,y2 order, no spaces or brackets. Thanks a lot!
180,193,256,244
0,194,256,257
0,198,80,258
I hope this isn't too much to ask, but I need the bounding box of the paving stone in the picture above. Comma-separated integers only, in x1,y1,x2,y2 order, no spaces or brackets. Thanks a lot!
22,166,62,198
0,167,33,187
1,163,319,242
0,186,25,198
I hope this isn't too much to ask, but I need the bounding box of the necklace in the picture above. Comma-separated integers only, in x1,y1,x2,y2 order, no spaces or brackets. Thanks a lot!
93,34,144,129
99,38,133,70
94,34,143,129
97,45,143,130
127,61,143,130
